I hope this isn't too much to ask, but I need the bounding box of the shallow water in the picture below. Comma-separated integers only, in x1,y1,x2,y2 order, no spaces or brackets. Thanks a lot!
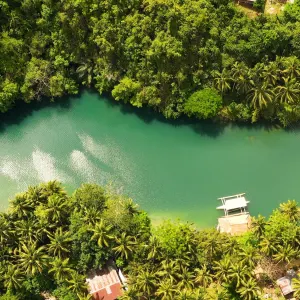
1,91,300,227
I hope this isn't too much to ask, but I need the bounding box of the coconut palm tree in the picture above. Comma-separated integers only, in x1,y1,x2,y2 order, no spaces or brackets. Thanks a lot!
44,194,68,223
273,244,297,263
261,61,280,86
91,219,113,248
113,232,136,260
259,238,277,256
146,235,161,260
49,257,73,282
155,278,177,299
292,277,300,299
15,218,43,243
238,246,261,268
0,214,11,244
251,215,266,239
134,269,156,297
237,278,261,300
228,262,251,288
195,265,213,288
48,227,72,258
25,186,43,206
214,256,232,284
231,62,253,95
177,266,194,289
67,271,88,296
275,77,300,104
157,259,180,281
9,193,32,218
247,83,274,109
213,69,232,94
282,56,300,79
40,181,67,199
76,60,93,87
18,242,49,275
279,200,300,222
3,264,25,291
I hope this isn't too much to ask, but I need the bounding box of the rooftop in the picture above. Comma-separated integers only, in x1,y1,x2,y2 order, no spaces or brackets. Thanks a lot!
87,265,123,300
217,193,249,216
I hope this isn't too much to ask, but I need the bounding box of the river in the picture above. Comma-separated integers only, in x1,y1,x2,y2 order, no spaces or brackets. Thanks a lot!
0,90,299,227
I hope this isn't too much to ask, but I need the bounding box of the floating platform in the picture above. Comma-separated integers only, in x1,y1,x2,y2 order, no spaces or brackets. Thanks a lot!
217,193,251,235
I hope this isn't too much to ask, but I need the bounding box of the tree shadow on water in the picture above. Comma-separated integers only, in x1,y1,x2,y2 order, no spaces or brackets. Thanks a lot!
0,91,83,134
102,93,226,138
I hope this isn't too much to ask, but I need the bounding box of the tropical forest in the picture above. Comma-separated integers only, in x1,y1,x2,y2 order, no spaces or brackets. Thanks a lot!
1,0,300,299
1,0,300,125
0,182,299,300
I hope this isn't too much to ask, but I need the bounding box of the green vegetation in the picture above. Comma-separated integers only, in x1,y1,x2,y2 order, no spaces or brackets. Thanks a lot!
1,0,300,126
1,182,300,299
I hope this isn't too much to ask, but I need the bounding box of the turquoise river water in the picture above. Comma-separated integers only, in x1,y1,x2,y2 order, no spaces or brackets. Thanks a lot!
0,90,300,227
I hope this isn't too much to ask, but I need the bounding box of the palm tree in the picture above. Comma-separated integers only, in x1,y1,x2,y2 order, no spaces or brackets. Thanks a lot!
259,238,277,256
195,265,213,288
113,232,136,260
0,213,11,244
282,56,300,79
15,218,43,243
213,256,232,284
76,61,93,87
238,246,261,268
48,227,72,258
177,266,194,289
18,242,49,275
134,269,156,297
251,215,266,239
279,200,300,222
146,235,161,260
275,77,300,104
247,83,274,109
3,264,25,291
237,278,261,300
40,181,67,199
91,219,113,248
44,194,68,223
157,259,180,281
67,271,88,296
261,61,279,86
25,185,43,206
213,69,232,94
49,257,73,282
155,278,176,299
273,244,297,263
231,62,253,95
124,198,139,216
9,193,32,218
228,262,250,288
292,277,300,299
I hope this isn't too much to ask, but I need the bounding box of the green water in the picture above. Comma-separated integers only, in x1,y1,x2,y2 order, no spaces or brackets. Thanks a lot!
1,90,300,227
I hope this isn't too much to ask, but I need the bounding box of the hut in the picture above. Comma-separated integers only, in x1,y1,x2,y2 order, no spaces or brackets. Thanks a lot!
216,193,251,235
86,264,125,300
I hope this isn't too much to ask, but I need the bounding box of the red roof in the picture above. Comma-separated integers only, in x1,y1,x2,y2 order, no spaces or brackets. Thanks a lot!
87,266,123,300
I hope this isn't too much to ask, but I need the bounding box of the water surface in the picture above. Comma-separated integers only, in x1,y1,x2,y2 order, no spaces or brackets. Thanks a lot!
1,91,299,227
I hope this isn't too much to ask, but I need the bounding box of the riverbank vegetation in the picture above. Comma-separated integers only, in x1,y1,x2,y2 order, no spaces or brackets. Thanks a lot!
1,0,300,126
1,182,300,299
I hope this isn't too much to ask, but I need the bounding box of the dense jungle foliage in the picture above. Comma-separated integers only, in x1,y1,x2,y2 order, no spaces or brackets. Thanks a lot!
1,182,300,300
1,0,300,126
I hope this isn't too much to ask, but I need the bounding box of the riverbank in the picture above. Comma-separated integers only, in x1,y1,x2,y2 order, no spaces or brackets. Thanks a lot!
0,91,299,227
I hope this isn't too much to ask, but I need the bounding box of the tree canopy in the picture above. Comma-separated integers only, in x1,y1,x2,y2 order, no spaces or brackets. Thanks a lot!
1,0,300,125
1,182,300,299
